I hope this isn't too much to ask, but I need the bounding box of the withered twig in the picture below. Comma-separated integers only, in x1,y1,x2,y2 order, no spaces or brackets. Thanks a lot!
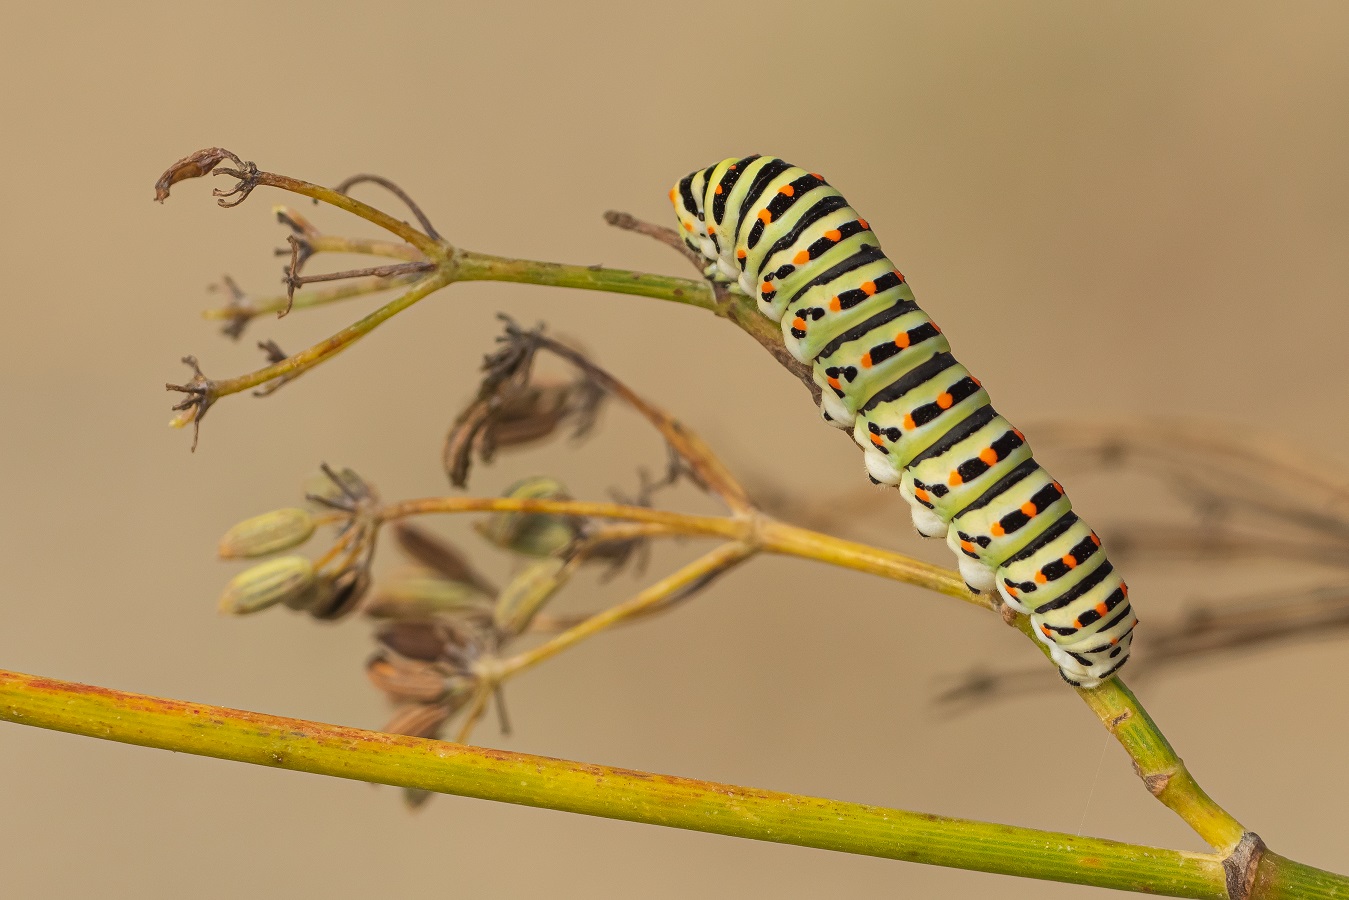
603,210,706,274
284,261,435,304
335,173,444,242
164,356,214,452
154,147,444,257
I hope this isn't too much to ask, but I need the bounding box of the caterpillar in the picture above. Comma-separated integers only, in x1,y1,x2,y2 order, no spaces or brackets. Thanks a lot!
670,156,1136,687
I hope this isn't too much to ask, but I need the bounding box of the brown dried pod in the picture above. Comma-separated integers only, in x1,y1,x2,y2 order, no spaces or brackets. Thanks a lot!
381,702,454,740
366,654,455,704
364,569,494,621
393,523,497,595
309,567,371,620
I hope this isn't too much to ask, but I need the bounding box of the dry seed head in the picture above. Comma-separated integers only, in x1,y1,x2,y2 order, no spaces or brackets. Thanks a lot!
303,464,375,512
218,507,316,559
493,557,570,637
218,555,316,615
475,476,582,557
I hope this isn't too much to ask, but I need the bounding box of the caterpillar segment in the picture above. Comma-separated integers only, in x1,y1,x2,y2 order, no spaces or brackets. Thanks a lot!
670,156,1137,688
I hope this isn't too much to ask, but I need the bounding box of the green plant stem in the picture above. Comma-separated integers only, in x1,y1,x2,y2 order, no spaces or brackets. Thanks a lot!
496,542,754,679
376,497,991,611
0,668,1248,899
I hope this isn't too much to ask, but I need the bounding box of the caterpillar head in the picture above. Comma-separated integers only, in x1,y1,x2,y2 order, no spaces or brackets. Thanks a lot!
668,182,718,264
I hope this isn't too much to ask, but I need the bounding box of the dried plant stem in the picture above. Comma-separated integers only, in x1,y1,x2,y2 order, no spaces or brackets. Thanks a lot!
496,542,754,679
202,273,425,323
5,668,1300,900
305,233,427,261
529,333,754,512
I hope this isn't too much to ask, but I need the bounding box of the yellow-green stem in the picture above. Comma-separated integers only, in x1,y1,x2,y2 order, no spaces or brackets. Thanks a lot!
496,542,754,679
0,668,1244,899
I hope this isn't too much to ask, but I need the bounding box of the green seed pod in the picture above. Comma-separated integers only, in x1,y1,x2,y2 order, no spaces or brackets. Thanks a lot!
493,557,569,637
475,476,582,558
365,570,494,620
218,508,316,559
218,555,316,615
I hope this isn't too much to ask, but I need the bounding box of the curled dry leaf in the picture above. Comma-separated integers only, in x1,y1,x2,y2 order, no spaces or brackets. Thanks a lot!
153,147,244,203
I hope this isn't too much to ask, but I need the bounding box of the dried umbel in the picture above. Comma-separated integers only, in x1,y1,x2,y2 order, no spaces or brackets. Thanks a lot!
218,556,317,614
217,508,316,559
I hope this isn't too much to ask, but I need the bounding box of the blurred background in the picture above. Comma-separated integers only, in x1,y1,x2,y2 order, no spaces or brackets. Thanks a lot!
2,2,1347,897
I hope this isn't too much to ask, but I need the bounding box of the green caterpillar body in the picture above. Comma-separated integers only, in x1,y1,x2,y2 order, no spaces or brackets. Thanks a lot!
671,156,1136,687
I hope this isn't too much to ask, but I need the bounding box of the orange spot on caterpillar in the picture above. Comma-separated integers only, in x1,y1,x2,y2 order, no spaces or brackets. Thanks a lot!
1013,427,1026,441
682,222,694,232
706,225,716,234
794,250,811,264
792,316,806,331
825,229,842,242
1063,554,1077,569
860,352,873,368
1090,532,1101,546
870,432,885,447
1040,624,1052,637
858,218,869,229
960,540,974,553
715,184,724,194
990,522,1005,537
760,282,774,294
1121,582,1129,595
1020,502,1037,517
736,249,747,259
669,188,677,203
936,393,954,409
729,164,737,170
1094,601,1108,616
894,332,910,349
778,184,795,197
1006,583,1018,595
979,448,998,465
827,377,841,390
948,471,963,487
861,281,877,296
829,296,842,312
970,375,981,387
903,414,915,430
914,488,930,502
758,209,773,224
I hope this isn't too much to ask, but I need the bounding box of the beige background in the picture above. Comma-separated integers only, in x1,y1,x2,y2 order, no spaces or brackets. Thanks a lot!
2,2,1347,897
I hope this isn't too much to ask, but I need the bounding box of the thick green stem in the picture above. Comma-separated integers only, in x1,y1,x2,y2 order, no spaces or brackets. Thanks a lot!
0,669,1234,898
